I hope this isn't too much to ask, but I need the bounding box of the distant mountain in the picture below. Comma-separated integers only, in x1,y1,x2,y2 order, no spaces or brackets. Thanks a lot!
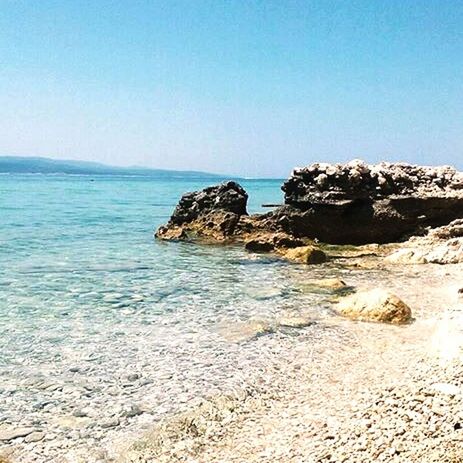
0,156,226,179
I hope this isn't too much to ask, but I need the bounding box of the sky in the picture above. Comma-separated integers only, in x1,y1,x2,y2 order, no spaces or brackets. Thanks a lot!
0,0,462,177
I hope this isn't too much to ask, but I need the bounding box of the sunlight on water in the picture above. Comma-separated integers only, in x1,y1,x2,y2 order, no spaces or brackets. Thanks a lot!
1,175,460,461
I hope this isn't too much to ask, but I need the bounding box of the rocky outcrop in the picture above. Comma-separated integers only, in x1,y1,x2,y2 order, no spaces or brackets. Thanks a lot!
156,181,250,241
337,289,412,324
156,161,463,248
155,181,308,248
279,160,463,244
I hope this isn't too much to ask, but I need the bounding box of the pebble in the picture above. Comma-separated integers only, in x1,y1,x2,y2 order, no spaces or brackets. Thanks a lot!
122,404,143,418
24,431,45,443
100,418,120,429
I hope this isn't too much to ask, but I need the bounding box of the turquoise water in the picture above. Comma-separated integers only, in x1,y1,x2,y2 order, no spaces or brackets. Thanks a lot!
0,174,423,462
2,174,338,461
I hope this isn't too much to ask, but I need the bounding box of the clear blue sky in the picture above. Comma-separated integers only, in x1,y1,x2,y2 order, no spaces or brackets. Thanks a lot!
1,0,462,177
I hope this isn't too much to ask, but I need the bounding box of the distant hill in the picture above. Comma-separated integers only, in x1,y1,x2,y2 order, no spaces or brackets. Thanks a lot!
0,156,226,179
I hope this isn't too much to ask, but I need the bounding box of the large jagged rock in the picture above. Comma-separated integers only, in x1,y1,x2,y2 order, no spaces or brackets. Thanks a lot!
155,181,299,245
156,181,250,241
279,160,463,244
169,181,248,225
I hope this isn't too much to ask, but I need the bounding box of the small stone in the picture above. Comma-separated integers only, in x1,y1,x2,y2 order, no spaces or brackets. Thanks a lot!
100,418,120,429
122,404,143,418
72,408,89,418
24,431,45,443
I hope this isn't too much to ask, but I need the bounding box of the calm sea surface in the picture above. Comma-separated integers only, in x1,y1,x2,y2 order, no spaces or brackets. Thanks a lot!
0,174,437,462
0,174,326,460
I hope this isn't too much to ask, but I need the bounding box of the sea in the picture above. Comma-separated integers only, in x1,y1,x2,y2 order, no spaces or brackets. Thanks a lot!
0,174,343,460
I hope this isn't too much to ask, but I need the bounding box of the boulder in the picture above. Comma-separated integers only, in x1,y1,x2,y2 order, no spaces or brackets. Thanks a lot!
337,289,412,324
283,246,327,264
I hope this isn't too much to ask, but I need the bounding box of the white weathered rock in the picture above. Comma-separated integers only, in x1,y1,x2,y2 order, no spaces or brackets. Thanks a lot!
0,427,36,442
431,383,461,396
24,431,45,443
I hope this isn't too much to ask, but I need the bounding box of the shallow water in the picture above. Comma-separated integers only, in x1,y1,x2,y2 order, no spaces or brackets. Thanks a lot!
0,175,328,461
0,175,458,462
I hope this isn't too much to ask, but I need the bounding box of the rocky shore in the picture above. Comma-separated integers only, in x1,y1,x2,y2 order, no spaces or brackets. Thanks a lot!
156,159,463,247
148,160,463,462
120,261,463,463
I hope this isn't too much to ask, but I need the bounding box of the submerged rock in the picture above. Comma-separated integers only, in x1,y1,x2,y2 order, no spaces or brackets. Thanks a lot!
307,278,347,290
337,289,412,324
283,246,327,264
218,319,274,343
277,315,314,328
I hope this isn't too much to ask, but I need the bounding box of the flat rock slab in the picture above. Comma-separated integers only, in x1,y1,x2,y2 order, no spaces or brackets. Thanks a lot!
0,427,36,442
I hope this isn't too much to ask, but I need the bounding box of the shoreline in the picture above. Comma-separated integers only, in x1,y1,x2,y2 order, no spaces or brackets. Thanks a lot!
119,258,463,462
2,250,462,462
2,160,462,462
1,251,462,462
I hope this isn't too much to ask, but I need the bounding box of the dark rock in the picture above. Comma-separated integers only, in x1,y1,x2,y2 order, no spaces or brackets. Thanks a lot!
169,181,248,226
156,182,248,241
244,239,275,253
271,234,304,249
279,160,463,244
156,161,463,247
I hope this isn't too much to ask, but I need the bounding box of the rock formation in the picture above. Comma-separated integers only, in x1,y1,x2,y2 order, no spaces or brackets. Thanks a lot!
155,181,306,251
155,181,250,241
279,160,463,244
156,160,463,247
